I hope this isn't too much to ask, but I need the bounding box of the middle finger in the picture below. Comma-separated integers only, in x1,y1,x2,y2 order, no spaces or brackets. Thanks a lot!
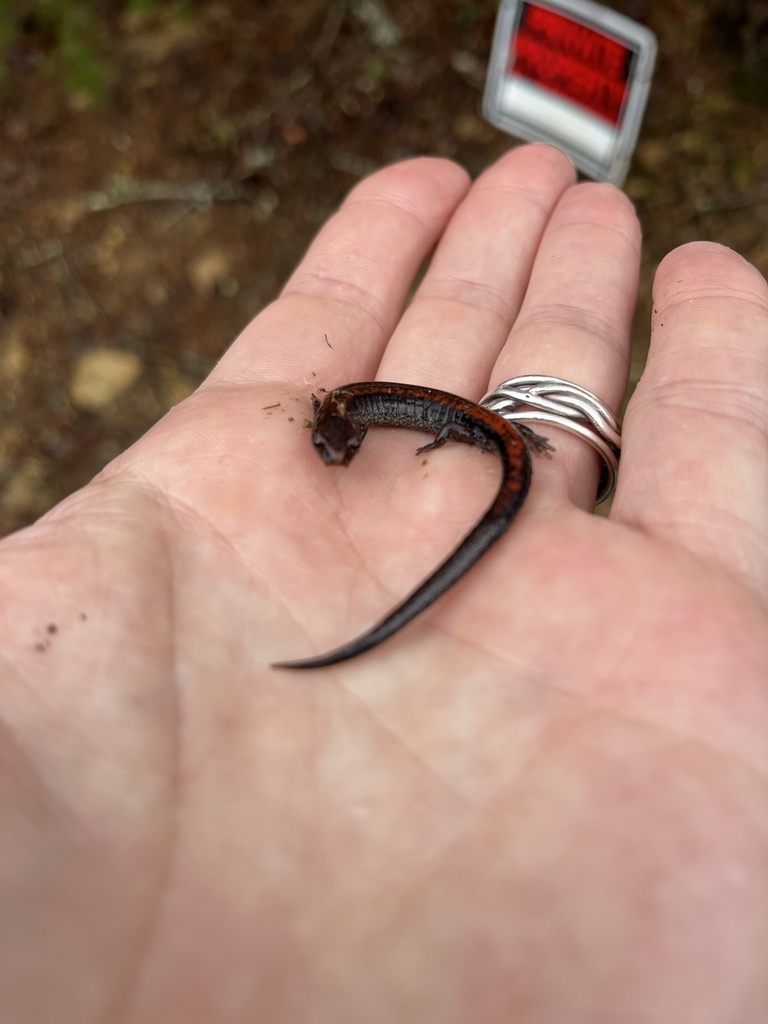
378,145,576,394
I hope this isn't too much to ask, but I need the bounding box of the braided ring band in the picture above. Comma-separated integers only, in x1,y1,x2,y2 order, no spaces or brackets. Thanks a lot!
481,375,622,504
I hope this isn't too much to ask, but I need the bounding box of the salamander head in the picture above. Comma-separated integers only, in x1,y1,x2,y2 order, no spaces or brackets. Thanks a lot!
312,409,367,465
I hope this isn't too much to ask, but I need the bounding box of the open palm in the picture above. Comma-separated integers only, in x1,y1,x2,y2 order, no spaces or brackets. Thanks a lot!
2,145,768,1023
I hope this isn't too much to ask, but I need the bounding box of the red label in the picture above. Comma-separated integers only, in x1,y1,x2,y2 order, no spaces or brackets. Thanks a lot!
510,2,632,124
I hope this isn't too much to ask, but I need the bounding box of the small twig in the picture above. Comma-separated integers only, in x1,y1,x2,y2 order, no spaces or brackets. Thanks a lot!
694,187,768,215
60,237,113,329
351,0,403,47
234,67,314,131
312,0,348,60
83,177,279,214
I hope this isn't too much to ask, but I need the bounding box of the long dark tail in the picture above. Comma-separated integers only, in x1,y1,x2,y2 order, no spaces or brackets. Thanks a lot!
271,502,518,671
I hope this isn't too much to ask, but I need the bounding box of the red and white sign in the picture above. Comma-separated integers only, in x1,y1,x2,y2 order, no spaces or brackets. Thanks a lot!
483,0,656,185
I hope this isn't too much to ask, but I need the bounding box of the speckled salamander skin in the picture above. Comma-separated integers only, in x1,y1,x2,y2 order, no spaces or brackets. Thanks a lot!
272,382,552,670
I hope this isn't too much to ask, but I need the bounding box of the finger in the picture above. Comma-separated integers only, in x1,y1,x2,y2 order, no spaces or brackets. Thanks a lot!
378,144,577,394
614,242,768,600
488,182,641,508
208,157,470,387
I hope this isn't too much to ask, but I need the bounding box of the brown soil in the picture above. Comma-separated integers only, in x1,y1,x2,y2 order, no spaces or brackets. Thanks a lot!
1,0,766,536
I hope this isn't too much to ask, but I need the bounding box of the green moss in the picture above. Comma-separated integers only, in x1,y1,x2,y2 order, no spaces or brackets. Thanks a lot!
0,1,192,101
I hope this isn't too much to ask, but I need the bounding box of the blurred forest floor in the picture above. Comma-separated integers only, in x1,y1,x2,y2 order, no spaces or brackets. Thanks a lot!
1,0,766,535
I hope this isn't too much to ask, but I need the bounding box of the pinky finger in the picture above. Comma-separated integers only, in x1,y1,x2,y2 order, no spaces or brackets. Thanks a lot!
615,242,768,600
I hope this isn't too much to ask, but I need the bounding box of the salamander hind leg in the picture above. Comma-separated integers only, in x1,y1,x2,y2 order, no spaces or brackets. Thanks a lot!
516,423,555,457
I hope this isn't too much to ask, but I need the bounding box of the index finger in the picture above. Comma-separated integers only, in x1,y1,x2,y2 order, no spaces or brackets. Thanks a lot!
208,158,470,388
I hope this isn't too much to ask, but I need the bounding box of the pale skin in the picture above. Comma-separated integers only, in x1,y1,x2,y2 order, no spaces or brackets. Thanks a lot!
2,144,768,1023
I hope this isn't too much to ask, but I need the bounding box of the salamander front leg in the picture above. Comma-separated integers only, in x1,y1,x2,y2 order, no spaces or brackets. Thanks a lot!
415,421,492,455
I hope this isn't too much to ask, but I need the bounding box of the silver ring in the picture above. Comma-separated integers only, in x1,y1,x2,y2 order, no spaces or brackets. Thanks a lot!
481,375,622,504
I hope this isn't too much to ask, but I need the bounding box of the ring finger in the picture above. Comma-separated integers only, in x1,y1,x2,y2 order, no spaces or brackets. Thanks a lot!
378,144,576,394
488,180,641,508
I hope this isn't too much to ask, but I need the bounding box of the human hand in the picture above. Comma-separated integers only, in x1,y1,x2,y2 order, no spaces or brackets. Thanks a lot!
2,145,767,1023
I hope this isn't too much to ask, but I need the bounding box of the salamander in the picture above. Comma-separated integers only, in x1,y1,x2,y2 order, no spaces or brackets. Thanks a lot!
272,382,552,670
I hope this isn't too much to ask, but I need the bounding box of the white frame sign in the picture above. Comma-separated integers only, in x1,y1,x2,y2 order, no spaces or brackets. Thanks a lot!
482,0,657,186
